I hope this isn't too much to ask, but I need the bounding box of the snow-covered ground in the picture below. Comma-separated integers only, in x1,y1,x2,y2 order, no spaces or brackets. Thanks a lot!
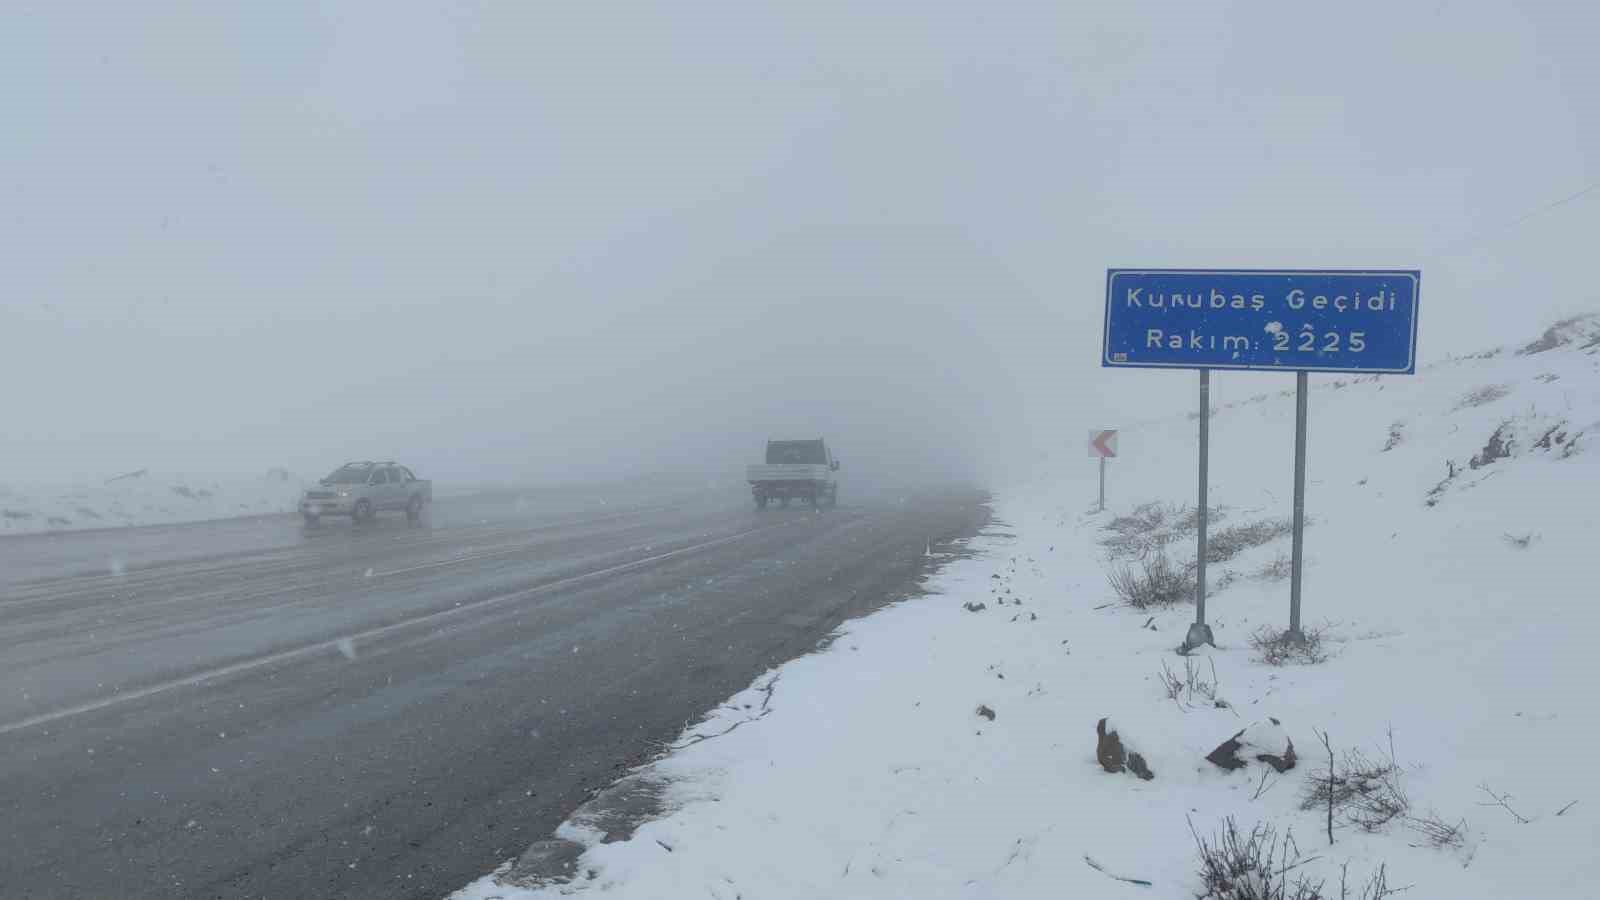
0,468,306,535
453,313,1600,899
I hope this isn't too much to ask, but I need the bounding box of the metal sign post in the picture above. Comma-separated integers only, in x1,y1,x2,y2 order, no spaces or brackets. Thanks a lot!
1288,371,1309,639
1088,430,1118,513
1101,269,1420,652
1186,370,1215,650
1098,457,1106,513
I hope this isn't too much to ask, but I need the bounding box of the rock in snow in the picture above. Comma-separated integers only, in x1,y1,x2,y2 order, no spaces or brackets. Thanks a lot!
1096,717,1154,780
1206,717,1296,773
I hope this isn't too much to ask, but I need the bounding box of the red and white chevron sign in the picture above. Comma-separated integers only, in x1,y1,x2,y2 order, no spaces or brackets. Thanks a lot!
1088,429,1118,458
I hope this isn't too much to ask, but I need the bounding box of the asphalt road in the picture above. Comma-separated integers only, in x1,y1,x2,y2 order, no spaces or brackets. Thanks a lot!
0,486,987,899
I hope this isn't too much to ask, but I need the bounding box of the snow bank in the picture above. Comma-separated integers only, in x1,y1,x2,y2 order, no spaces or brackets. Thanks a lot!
454,313,1600,899
0,469,307,535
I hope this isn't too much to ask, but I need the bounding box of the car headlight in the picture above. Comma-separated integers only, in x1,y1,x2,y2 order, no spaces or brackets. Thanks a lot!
337,490,351,497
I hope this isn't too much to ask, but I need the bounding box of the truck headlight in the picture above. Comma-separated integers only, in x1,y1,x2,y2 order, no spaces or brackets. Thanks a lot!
337,490,351,497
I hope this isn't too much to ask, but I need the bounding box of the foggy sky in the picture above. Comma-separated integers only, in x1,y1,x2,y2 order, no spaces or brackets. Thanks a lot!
5,2,1597,488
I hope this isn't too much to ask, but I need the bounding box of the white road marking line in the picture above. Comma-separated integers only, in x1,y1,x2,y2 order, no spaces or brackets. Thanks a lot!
0,522,790,736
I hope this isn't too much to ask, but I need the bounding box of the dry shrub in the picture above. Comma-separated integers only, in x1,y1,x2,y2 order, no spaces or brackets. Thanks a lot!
1108,550,1192,609
1208,518,1294,564
1101,528,1166,562
1406,811,1468,850
1173,504,1220,536
1192,817,1325,900
1102,501,1223,560
1339,863,1408,899
1381,423,1404,452
1159,657,1222,707
1255,554,1293,582
1250,624,1329,666
1101,503,1173,560
1105,501,1174,536
1300,746,1408,833
1453,384,1510,411
1300,735,1465,856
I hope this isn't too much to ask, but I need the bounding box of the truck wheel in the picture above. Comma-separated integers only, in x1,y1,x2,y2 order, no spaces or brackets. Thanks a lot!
406,495,424,523
754,495,768,510
826,487,839,508
780,497,790,508
302,513,320,526
353,500,373,524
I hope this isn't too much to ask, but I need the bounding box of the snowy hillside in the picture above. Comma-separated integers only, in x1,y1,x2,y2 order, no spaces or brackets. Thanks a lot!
0,468,307,535
453,313,1600,899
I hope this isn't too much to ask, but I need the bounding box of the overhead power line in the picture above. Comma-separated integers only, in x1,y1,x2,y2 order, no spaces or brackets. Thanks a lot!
1432,179,1600,257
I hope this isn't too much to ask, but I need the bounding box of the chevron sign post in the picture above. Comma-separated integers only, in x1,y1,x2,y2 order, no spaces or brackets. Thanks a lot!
1089,430,1117,512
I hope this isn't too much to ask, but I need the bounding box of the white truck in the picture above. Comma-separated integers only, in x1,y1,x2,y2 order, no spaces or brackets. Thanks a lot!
299,461,432,525
746,439,839,509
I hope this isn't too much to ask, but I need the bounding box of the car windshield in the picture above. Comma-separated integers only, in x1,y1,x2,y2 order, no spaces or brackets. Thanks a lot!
322,464,373,484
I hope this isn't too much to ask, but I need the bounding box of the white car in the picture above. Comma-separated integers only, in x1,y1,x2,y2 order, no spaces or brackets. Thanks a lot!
300,461,432,525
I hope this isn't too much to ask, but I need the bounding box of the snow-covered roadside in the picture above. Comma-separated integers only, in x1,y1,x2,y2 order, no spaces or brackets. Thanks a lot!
453,314,1600,899
0,469,307,535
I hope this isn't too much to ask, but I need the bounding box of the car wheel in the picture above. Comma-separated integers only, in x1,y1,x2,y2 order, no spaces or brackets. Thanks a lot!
353,499,372,524
754,495,768,510
406,495,423,523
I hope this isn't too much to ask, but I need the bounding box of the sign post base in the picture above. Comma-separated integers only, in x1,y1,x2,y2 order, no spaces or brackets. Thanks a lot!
1180,622,1215,654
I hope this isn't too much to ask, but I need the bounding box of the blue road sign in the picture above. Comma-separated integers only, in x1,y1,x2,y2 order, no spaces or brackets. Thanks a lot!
1102,269,1420,373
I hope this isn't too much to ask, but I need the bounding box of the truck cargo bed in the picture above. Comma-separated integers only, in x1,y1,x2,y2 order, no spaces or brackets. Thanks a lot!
746,464,831,483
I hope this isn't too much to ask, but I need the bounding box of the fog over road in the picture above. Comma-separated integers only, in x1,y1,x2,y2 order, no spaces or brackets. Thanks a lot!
0,486,986,899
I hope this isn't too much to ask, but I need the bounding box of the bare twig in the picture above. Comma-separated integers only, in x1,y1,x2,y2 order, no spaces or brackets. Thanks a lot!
1083,854,1152,887
1251,623,1330,665
1556,799,1578,817
1159,660,1185,701
1476,783,1530,824
1318,729,1335,846
1358,863,1413,898
1252,767,1278,801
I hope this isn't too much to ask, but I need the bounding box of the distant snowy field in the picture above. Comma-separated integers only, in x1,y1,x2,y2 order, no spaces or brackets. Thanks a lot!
453,314,1600,899
0,469,306,535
